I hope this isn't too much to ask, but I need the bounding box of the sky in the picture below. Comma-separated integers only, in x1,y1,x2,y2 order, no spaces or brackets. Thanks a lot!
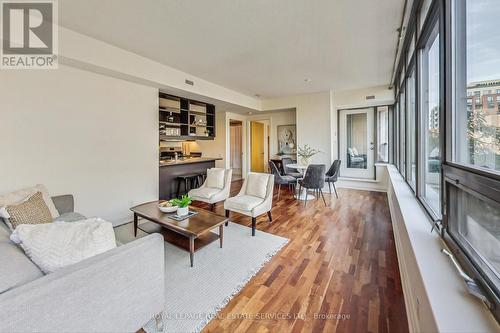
467,0,500,83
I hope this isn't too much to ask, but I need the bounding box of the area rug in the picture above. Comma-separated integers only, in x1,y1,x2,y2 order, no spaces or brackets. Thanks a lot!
143,222,289,333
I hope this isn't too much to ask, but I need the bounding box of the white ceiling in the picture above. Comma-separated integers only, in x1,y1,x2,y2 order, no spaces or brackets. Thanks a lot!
59,0,403,99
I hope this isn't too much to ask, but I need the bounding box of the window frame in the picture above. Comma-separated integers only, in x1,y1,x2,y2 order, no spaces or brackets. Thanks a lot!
417,7,443,221
441,0,500,322
406,63,418,191
376,105,391,163
399,86,407,177
392,0,500,322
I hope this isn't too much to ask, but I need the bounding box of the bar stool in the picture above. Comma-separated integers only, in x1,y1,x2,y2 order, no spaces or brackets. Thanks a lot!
198,171,207,186
176,174,200,198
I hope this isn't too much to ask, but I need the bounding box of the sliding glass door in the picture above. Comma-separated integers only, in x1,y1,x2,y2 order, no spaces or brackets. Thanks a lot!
339,108,375,179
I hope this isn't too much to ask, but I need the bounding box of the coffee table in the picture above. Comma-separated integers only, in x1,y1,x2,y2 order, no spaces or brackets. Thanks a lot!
130,201,228,267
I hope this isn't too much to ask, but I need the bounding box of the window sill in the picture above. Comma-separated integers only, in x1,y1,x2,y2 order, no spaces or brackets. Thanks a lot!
386,165,499,332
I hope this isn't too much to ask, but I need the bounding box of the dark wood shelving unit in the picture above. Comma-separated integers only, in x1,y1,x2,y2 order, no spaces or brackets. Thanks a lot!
159,92,216,140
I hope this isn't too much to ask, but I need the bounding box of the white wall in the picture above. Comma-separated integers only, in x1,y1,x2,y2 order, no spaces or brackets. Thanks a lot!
0,65,158,226
262,92,331,166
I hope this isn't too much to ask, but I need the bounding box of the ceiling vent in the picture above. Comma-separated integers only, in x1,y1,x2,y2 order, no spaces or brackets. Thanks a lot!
366,95,375,100
185,79,194,86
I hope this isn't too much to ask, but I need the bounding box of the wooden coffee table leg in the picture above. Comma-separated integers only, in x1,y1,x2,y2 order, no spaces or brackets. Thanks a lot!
133,213,138,237
219,224,224,248
189,236,194,267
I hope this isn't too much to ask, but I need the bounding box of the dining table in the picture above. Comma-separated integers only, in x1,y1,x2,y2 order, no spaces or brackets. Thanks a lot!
286,163,315,201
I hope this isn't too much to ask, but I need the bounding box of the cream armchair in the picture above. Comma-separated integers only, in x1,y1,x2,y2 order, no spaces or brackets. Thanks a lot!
188,168,232,211
224,172,274,236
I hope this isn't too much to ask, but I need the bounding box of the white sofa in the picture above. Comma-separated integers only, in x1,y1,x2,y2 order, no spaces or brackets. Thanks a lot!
0,193,164,332
224,172,274,236
188,168,232,211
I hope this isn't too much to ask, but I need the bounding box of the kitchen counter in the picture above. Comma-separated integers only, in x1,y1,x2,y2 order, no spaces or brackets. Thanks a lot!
159,157,222,167
159,157,222,200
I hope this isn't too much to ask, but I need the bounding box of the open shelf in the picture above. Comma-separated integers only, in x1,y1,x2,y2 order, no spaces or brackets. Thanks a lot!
159,121,182,127
158,93,216,141
187,109,207,116
159,107,181,113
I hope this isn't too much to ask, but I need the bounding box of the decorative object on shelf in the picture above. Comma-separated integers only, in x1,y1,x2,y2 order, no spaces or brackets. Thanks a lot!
297,144,321,165
277,124,297,155
171,195,192,216
191,117,207,126
163,127,180,136
159,124,166,135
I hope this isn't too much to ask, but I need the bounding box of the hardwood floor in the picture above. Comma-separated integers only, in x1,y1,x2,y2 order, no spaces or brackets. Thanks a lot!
190,180,408,333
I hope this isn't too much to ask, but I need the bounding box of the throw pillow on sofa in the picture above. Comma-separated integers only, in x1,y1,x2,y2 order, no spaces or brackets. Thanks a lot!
5,192,53,230
10,218,116,274
0,184,59,219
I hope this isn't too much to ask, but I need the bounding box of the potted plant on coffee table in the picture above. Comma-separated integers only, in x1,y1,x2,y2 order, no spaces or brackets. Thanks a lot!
171,194,192,216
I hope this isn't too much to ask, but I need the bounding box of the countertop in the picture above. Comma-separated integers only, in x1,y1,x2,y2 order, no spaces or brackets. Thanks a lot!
159,157,222,167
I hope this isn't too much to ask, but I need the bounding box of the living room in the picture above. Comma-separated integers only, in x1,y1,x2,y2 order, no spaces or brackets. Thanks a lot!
1,1,499,333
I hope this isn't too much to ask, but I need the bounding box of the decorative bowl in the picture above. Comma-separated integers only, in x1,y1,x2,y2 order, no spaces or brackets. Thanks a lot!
158,202,177,213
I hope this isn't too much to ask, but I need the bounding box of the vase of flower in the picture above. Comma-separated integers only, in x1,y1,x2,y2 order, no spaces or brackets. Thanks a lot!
297,144,321,166
300,155,312,166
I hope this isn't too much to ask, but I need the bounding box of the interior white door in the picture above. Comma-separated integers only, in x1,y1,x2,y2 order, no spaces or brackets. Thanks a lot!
339,108,375,179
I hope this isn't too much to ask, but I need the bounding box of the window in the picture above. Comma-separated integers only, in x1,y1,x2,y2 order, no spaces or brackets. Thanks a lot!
475,99,481,109
377,106,390,163
467,98,473,111
395,102,400,170
407,68,417,189
399,89,406,176
453,0,500,173
419,0,433,33
392,0,500,320
448,183,500,289
407,32,416,65
420,24,441,217
446,0,500,321
487,96,494,108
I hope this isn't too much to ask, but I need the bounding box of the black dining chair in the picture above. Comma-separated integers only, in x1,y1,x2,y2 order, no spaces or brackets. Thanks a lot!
325,160,341,198
298,164,326,207
282,157,302,178
269,160,297,200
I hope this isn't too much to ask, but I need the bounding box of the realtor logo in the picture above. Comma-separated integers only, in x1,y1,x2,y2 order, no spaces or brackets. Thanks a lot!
1,0,58,69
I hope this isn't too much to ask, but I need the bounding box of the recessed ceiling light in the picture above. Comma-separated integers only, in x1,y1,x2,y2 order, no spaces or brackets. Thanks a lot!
254,94,261,98
248,111,253,115
304,78,311,83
